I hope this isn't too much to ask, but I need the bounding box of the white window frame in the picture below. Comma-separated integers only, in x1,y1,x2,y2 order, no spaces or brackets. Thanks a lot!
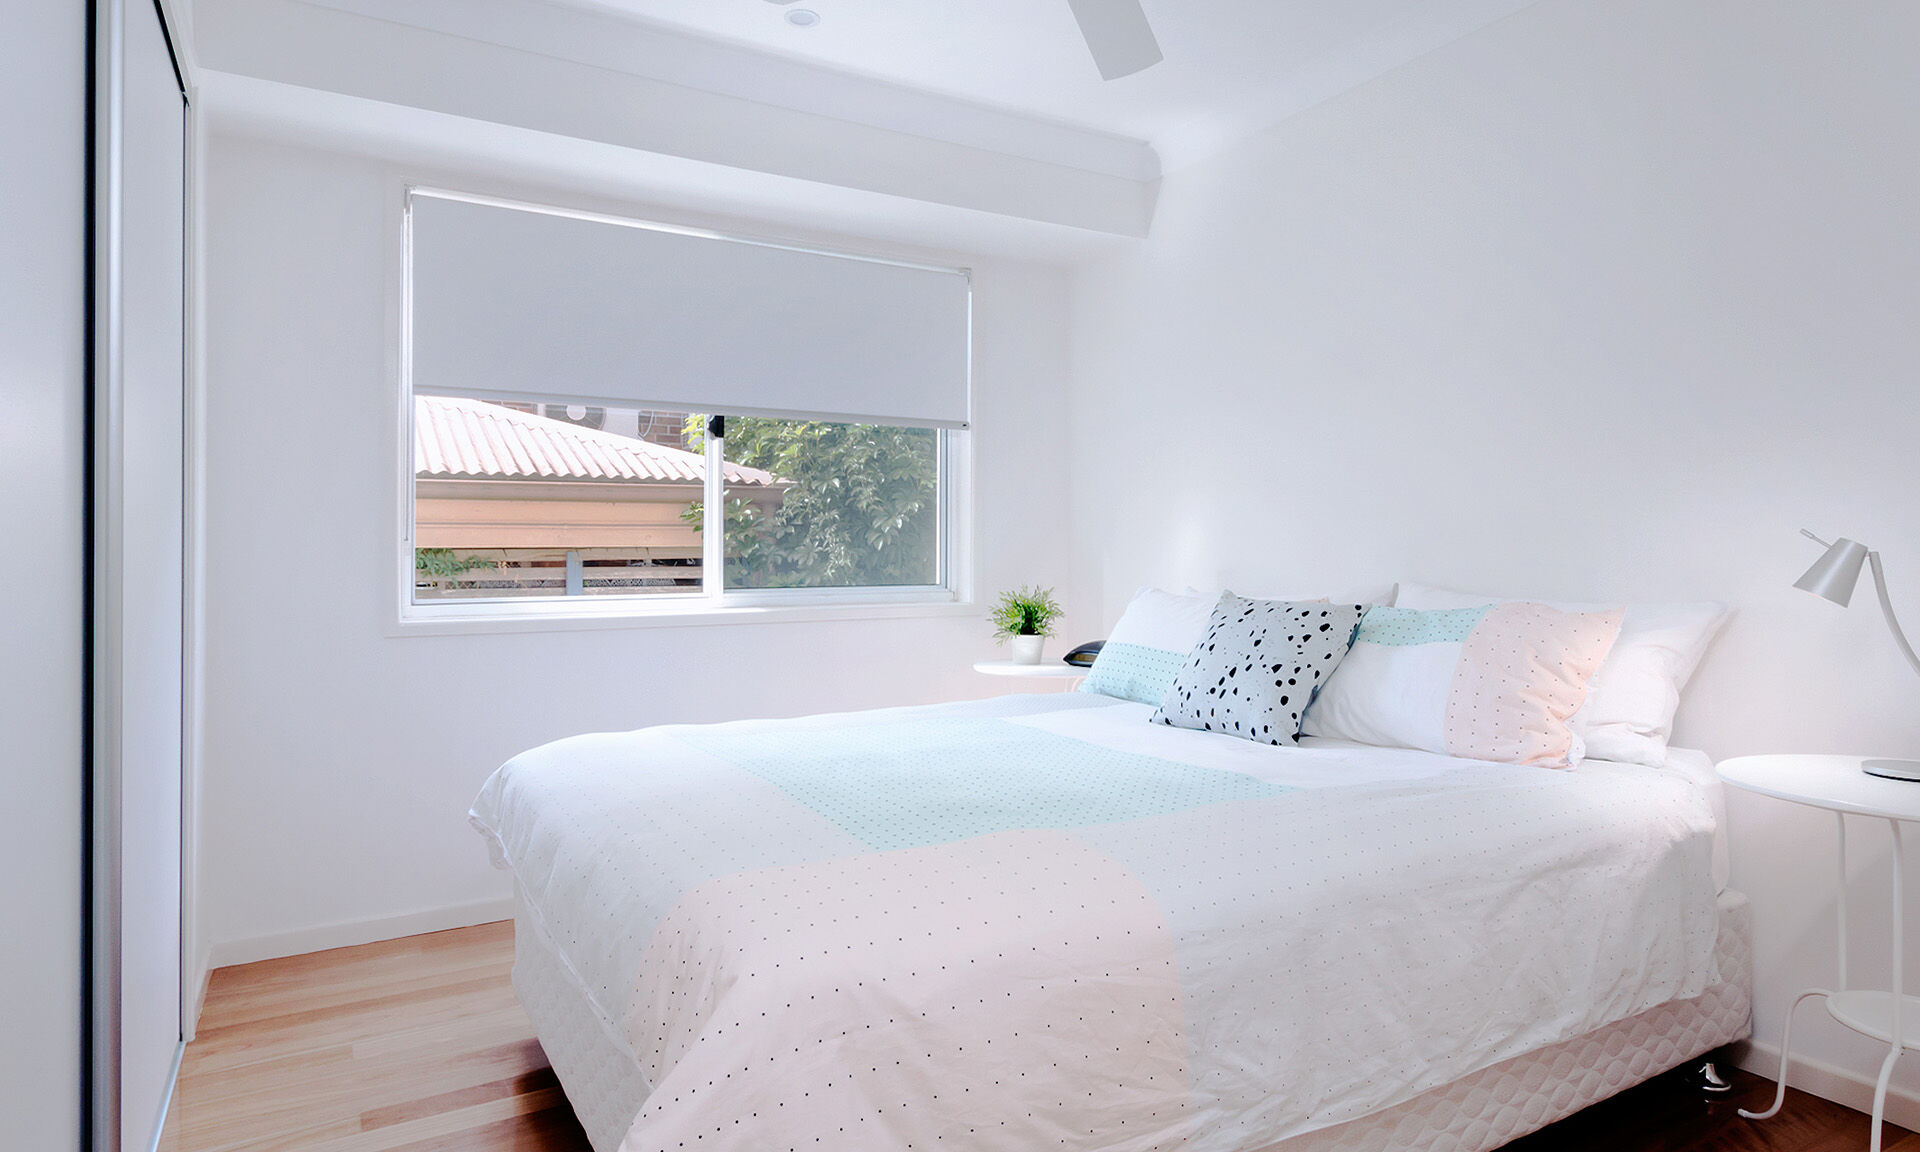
392,192,973,635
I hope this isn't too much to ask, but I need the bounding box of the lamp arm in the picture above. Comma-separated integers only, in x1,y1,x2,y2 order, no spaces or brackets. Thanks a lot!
1870,551,1920,682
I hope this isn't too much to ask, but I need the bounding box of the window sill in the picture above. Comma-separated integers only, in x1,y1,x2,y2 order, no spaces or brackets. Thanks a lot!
387,595,977,637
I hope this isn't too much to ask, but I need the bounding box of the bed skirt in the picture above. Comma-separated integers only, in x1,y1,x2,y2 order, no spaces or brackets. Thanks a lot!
512,887,1751,1152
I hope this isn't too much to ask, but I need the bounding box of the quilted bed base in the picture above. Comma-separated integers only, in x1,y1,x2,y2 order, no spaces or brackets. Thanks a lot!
512,888,1751,1152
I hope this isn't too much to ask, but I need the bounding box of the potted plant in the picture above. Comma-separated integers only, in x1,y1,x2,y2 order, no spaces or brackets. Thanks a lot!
991,585,1063,664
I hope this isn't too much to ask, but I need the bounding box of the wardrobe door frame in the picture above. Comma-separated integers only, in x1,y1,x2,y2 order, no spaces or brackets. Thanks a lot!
89,0,190,1148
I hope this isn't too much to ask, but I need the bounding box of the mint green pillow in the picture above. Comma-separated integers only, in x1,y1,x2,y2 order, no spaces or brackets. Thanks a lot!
1080,588,1218,705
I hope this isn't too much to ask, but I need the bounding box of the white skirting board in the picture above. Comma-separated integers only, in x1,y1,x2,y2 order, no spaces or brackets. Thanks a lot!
204,895,516,971
184,948,212,1043
1732,1037,1920,1133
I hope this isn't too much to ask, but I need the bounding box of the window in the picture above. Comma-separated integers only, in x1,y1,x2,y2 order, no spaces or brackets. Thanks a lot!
410,400,949,603
411,399,710,600
709,415,943,592
402,190,968,618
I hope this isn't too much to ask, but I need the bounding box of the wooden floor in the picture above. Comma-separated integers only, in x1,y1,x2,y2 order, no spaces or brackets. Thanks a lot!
160,921,1916,1152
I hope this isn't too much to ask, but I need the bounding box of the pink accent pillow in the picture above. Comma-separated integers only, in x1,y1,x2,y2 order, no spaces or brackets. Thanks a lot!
1395,583,1729,767
1443,603,1625,766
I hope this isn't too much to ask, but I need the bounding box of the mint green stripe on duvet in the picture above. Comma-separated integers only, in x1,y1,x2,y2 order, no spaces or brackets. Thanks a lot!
679,716,1290,852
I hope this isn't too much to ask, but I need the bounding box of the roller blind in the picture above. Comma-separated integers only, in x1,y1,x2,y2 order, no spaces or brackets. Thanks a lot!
408,192,972,429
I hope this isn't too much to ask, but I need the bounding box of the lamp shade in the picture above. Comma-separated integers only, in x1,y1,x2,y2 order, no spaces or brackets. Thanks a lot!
1795,537,1870,606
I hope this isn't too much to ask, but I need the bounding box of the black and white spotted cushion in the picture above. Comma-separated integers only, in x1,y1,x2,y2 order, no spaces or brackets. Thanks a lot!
1151,593,1367,745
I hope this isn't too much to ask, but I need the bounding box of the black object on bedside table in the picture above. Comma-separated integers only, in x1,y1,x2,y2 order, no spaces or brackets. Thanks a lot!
1062,641,1104,668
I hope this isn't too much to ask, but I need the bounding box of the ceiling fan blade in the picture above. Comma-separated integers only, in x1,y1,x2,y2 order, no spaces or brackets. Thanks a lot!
1065,0,1163,81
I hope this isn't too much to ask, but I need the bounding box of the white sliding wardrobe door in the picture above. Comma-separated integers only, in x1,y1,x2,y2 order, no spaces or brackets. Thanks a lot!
97,0,188,1148
0,4,87,1149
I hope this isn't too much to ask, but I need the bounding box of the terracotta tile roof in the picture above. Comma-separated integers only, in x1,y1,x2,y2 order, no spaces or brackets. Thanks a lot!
414,395,780,486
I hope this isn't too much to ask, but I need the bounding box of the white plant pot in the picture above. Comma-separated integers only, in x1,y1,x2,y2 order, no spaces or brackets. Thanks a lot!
1009,634,1045,665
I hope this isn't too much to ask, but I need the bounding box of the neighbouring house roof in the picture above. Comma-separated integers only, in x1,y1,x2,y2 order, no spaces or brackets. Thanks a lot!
414,395,780,487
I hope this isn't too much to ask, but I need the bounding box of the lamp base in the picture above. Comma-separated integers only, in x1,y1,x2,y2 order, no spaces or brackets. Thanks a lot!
1863,759,1920,782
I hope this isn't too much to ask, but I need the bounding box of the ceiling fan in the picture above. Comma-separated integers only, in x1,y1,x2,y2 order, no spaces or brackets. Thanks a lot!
1065,0,1163,80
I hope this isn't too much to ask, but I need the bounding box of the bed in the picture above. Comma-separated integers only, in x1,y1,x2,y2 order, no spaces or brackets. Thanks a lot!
471,692,1749,1152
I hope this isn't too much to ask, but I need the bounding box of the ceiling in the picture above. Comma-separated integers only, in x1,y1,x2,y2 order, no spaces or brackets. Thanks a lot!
568,0,1544,166
190,0,1548,254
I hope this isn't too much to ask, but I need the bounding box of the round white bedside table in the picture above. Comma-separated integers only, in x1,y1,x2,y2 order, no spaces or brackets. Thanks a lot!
972,660,1085,692
1718,754,1920,1152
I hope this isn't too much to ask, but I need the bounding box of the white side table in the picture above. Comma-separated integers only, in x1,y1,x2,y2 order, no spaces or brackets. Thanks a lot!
973,660,1085,692
1718,754,1920,1152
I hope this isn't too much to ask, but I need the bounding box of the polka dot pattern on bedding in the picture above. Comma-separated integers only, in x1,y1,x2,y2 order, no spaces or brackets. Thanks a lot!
625,829,1192,1152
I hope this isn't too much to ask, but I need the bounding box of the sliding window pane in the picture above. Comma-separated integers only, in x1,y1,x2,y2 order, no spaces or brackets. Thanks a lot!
716,416,941,590
411,395,708,600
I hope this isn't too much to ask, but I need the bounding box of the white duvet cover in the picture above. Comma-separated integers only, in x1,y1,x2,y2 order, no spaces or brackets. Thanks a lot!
471,694,1720,1152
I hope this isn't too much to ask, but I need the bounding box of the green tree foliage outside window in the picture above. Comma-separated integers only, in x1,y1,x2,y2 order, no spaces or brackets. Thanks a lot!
414,547,497,581
684,416,939,589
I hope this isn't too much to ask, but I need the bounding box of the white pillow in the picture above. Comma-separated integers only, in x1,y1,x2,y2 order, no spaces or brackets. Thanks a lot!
1302,603,1624,767
1393,582,1730,767
1081,587,1218,705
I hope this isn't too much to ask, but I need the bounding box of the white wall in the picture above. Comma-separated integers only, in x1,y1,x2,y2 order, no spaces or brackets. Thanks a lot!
0,4,86,1148
1069,0,1920,1111
197,132,1075,963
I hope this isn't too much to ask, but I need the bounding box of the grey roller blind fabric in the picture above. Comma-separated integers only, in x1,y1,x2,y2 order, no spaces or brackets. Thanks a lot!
409,192,972,428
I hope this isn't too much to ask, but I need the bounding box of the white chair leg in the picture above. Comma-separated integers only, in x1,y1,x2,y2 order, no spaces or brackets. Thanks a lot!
1870,1044,1904,1152
1740,988,1833,1120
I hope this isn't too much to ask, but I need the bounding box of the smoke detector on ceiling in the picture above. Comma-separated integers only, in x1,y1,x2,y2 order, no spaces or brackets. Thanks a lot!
785,9,820,26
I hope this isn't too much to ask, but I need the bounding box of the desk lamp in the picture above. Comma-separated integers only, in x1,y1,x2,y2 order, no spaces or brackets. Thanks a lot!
1796,529,1920,780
